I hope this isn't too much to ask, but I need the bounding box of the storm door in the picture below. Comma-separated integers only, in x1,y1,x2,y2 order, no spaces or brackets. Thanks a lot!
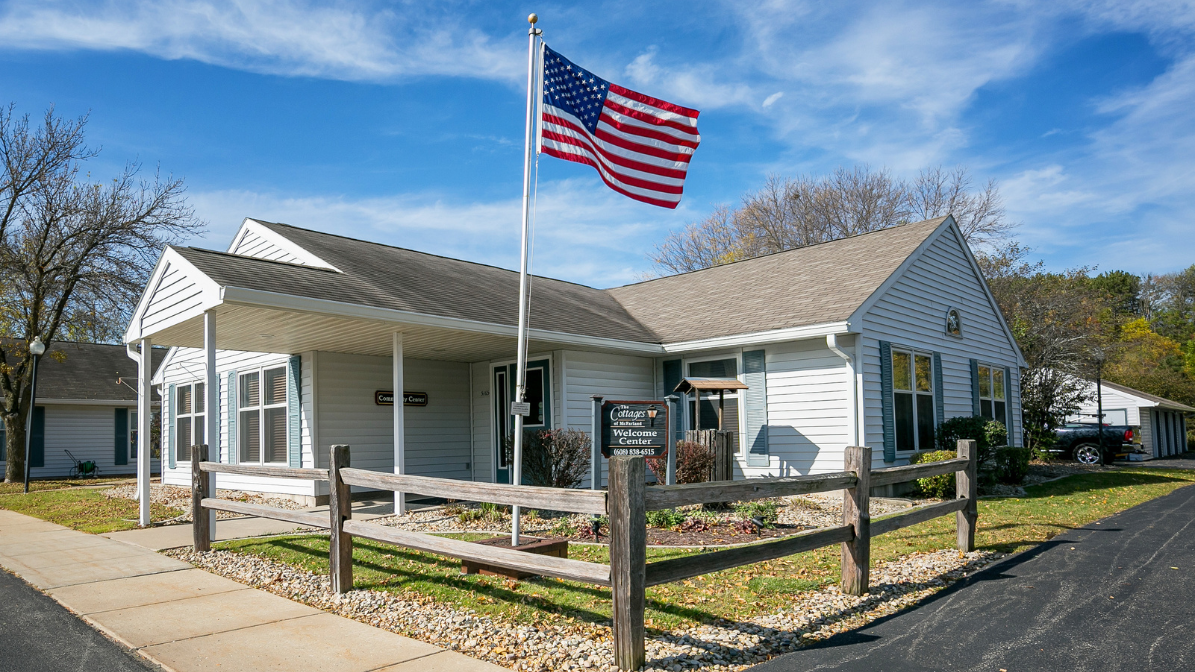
493,359,551,484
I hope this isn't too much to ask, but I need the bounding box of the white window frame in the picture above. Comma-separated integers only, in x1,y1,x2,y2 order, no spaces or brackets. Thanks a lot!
682,352,743,451
175,381,205,464
977,364,1007,424
891,348,936,452
238,365,290,466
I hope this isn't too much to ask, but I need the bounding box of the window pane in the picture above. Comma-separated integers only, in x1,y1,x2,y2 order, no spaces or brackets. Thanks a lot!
176,418,191,462
895,392,915,451
264,407,287,463
130,412,138,459
981,399,993,419
195,416,205,448
917,394,935,450
177,385,191,415
241,372,259,408
978,366,991,398
915,355,932,392
264,367,287,406
688,358,738,379
525,368,544,426
892,351,912,391
994,401,1007,428
240,410,260,463
194,383,205,413
992,369,1005,401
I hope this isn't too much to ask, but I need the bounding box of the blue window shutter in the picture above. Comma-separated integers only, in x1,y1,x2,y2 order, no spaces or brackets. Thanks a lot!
1004,366,1013,435
167,384,176,469
969,359,981,416
662,359,683,442
933,352,945,430
287,356,301,468
879,341,895,463
227,371,237,465
743,350,769,467
114,408,128,466
30,406,45,468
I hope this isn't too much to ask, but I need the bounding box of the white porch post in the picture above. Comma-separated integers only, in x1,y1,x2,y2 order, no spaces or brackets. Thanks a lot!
137,337,152,527
393,332,406,515
827,334,859,447
204,310,218,540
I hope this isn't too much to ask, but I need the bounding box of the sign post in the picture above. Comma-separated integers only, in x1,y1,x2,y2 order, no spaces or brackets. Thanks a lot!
601,401,669,458
664,395,679,485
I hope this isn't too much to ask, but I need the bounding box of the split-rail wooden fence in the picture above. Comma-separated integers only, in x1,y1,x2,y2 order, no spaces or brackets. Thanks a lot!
191,440,978,670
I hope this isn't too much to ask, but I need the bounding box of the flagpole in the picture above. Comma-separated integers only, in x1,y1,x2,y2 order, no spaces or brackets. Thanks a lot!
512,12,541,548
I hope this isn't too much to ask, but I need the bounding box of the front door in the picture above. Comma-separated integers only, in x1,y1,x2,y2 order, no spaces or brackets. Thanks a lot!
493,359,551,483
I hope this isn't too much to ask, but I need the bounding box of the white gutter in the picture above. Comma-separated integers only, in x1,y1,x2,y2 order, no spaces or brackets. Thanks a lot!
37,398,159,407
663,321,855,354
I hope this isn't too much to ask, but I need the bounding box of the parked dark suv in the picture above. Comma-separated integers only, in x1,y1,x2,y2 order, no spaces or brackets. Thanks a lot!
1051,423,1136,464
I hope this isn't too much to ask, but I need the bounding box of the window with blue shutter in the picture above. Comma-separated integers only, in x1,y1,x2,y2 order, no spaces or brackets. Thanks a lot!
115,408,128,466
287,355,301,468
742,350,769,467
29,407,45,468
879,341,895,462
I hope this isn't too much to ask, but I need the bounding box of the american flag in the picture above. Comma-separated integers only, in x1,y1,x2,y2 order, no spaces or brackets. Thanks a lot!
539,45,701,209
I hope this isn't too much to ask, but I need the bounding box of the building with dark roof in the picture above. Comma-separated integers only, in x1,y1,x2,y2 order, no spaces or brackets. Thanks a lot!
1067,379,1192,458
0,342,164,478
126,215,1024,503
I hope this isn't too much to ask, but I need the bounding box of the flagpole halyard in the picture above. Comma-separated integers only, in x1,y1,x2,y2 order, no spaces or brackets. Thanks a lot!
512,12,542,547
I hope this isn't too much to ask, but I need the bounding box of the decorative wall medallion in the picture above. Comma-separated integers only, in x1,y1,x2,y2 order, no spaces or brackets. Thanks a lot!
945,308,962,337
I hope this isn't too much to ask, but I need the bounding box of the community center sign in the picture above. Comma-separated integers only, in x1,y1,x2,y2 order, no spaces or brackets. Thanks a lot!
601,400,669,457
375,391,429,407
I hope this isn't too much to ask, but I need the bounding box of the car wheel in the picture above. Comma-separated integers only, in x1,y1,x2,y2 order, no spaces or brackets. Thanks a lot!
1074,444,1102,465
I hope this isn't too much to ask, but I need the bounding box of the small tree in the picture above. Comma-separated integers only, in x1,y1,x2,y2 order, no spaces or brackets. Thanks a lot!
0,104,201,483
506,429,591,489
935,416,1007,466
647,441,715,484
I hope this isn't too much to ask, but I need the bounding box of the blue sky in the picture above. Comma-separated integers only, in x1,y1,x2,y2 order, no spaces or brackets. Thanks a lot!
0,1,1192,288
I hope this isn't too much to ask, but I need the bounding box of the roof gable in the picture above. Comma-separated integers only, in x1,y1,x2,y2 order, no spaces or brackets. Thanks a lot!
228,218,340,271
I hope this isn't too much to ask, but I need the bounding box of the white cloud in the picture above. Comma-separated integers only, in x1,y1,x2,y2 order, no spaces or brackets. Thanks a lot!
762,92,784,108
187,178,695,287
0,0,524,84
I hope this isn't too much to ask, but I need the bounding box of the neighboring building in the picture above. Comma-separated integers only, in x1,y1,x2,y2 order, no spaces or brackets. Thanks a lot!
1068,380,1192,458
127,215,1024,504
0,342,164,478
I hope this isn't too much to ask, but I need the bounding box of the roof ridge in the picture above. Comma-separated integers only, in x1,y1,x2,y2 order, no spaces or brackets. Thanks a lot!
611,215,951,290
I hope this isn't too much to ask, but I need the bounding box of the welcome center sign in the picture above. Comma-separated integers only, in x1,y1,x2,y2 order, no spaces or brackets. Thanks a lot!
601,400,669,457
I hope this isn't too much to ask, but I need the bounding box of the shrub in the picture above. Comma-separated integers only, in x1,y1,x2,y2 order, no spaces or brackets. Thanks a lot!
935,416,1008,466
646,441,715,484
504,428,591,489
912,450,957,498
646,508,686,529
548,516,576,538
993,446,1031,484
735,500,779,528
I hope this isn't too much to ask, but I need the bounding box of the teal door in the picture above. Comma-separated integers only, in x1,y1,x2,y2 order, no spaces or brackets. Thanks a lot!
493,359,551,484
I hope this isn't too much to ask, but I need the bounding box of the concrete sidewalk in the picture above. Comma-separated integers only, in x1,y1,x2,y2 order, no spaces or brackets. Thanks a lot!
0,509,501,672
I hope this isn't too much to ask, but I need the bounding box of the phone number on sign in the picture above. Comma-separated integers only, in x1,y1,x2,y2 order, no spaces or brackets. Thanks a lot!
609,448,662,456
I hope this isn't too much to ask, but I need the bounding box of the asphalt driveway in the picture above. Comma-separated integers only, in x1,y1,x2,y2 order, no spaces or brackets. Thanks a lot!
753,476,1195,672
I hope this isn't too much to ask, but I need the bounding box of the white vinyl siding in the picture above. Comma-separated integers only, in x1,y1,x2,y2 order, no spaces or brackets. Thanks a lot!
140,261,205,334
14,405,153,478
471,361,493,483
562,350,655,487
860,226,1022,464
230,228,305,264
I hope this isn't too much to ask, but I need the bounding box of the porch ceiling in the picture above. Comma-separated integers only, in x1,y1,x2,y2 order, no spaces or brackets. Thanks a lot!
148,304,656,362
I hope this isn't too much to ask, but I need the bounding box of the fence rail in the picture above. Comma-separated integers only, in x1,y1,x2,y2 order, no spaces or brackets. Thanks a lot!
190,439,979,672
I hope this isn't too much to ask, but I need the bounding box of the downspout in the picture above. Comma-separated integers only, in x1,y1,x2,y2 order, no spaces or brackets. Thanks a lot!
826,334,860,447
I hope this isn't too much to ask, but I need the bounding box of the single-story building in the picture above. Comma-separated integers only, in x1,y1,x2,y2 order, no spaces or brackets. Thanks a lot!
0,341,164,478
1068,380,1192,458
124,214,1024,505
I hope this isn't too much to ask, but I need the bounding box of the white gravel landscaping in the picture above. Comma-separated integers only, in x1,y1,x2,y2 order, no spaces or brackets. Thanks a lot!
164,545,1001,671
102,483,306,522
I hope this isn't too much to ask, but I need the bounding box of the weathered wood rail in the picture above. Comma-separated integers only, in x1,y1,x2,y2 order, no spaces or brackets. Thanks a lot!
191,440,979,672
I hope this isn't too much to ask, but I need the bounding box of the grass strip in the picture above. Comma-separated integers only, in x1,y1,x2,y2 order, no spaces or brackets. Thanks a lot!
0,488,183,533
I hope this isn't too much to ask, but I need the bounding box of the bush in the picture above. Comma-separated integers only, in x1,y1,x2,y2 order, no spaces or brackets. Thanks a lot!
646,508,686,529
735,500,779,528
646,441,715,484
993,446,1031,484
504,428,590,489
935,416,1008,466
912,450,957,498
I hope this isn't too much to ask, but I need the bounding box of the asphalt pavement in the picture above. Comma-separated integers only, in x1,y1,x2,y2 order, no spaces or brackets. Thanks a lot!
753,476,1195,672
0,568,157,672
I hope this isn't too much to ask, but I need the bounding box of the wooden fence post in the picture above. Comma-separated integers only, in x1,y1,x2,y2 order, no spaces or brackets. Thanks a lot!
329,444,353,593
191,444,210,552
609,456,646,671
841,445,871,596
956,439,978,552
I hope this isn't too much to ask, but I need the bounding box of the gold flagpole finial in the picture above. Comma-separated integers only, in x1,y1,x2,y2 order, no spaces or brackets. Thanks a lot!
528,13,538,24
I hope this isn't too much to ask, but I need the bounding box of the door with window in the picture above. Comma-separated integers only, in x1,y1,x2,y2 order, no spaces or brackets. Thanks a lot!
239,366,289,464
175,382,205,464
892,350,935,452
493,359,550,484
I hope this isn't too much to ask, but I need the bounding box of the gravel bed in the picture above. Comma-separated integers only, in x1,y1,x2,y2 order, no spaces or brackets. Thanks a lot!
103,483,306,522
165,545,999,671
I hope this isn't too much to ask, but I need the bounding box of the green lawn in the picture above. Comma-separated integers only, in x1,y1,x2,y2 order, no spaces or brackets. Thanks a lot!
217,467,1195,632
0,477,131,496
0,488,183,533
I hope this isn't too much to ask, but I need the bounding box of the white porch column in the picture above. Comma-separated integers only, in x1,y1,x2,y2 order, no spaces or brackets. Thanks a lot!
137,337,152,527
204,310,218,540
393,332,406,515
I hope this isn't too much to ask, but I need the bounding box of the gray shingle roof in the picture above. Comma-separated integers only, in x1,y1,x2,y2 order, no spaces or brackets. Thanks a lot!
30,342,165,401
172,216,950,346
608,217,949,343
